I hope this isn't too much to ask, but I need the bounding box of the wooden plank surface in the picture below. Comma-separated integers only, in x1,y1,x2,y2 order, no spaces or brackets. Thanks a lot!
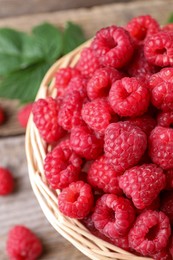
0,1,173,259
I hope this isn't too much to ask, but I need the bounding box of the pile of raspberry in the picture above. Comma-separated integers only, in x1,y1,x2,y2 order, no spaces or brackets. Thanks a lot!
32,15,173,259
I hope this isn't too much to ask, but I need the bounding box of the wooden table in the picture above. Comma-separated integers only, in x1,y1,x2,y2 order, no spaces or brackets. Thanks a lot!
0,1,173,259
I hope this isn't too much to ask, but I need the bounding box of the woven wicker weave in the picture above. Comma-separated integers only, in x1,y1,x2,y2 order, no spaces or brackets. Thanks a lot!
25,40,152,260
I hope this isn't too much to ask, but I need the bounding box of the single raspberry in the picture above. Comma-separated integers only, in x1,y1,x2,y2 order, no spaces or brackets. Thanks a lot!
87,155,122,195
0,167,14,195
58,181,94,219
58,90,85,131
109,77,150,117
128,210,171,256
82,98,113,135
104,122,147,173
127,114,156,136
17,103,33,128
76,47,101,78
160,191,173,225
0,105,5,125
149,126,173,170
126,15,160,42
157,111,173,127
87,67,123,100
55,67,81,96
92,194,135,239
6,225,42,260
44,139,83,189
70,125,103,160
149,68,173,112
32,97,64,143
91,26,134,68
165,169,173,190
119,164,165,209
144,31,173,67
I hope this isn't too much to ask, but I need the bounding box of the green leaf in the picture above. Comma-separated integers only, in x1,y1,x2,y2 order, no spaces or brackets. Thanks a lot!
32,23,63,62
167,13,173,23
63,21,85,55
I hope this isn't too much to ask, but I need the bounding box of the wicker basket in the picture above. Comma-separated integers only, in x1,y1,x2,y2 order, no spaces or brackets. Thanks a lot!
25,40,152,260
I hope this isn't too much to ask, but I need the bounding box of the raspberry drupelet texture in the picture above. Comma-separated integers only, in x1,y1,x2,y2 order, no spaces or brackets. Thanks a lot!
153,249,172,260
44,139,83,189
76,47,101,78
126,15,160,42
87,155,122,195
144,31,173,67
17,103,33,128
0,105,5,125
91,26,134,68
149,68,173,112
104,122,147,173
119,164,166,209
128,210,171,256
92,194,135,239
149,126,173,170
6,225,42,260
0,167,14,195
64,74,87,98
32,97,64,143
70,125,103,160
160,191,173,225
157,111,173,127
81,98,114,135
58,181,94,219
87,67,123,100
109,77,150,117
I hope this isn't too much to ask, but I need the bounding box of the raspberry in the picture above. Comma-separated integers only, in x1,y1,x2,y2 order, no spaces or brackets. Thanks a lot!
119,164,165,209
109,77,150,117
111,235,130,251
127,114,156,136
157,111,173,127
55,67,81,96
162,24,173,32
87,67,123,100
6,225,42,260
165,170,173,190
81,98,113,135
44,139,83,189
0,167,14,195
160,191,173,225
149,126,173,170
144,31,173,67
32,97,64,143
149,68,173,112
87,155,122,195
0,105,5,125
58,181,94,219
91,26,134,68
17,103,33,128
64,74,87,98
104,122,147,173
70,125,103,160
136,196,160,215
76,47,101,78
92,194,135,239
128,210,171,256
126,15,160,42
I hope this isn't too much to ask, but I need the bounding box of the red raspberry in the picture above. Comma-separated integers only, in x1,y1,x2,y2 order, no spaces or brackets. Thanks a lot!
70,125,103,160
87,67,123,100
162,24,173,32
92,194,135,239
165,169,173,190
82,98,113,135
32,97,64,143
128,210,171,256
0,167,14,195
55,67,81,96
0,105,5,125
119,164,165,209
44,139,83,189
126,15,160,42
17,103,33,128
160,191,173,225
149,126,173,170
157,111,173,127
64,74,87,98
6,225,42,260
127,114,156,136
149,68,173,112
76,47,101,78
58,181,94,219
109,77,150,117
111,235,130,251
91,26,134,68
144,31,173,67
104,122,147,173
87,155,122,195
